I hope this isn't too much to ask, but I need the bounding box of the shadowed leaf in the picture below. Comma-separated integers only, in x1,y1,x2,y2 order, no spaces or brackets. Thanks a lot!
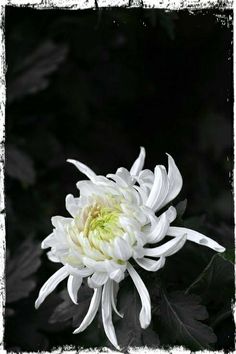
185,253,234,305
6,145,36,185
116,280,160,349
49,285,93,328
6,239,42,303
158,288,216,350
8,40,68,103
175,199,187,219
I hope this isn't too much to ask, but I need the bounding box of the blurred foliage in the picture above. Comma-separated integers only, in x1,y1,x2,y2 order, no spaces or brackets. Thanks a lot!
5,6,233,352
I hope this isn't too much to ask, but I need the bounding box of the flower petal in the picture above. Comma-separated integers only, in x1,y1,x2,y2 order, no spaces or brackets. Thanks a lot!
109,268,125,283
82,257,126,275
73,287,102,334
130,146,146,176
166,205,177,223
47,251,60,263
65,194,80,217
41,233,55,249
111,281,123,318
146,165,169,212
146,207,176,244
127,263,151,329
51,216,72,229
113,237,132,261
102,280,120,350
35,266,68,309
144,233,187,257
163,154,183,205
135,256,166,272
107,167,132,187
167,226,225,252
65,264,93,277
67,275,82,304
67,159,97,181
87,272,109,288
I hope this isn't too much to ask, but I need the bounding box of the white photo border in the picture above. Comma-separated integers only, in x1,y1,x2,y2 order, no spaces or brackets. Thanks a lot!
0,1,234,354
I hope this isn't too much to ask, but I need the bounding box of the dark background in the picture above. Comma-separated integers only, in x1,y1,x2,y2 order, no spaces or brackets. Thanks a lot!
5,6,234,352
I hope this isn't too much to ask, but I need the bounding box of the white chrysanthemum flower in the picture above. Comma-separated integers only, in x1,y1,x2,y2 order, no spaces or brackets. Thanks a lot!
35,147,225,350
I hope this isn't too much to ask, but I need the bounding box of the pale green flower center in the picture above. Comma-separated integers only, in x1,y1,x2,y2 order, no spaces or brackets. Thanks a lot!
84,204,123,242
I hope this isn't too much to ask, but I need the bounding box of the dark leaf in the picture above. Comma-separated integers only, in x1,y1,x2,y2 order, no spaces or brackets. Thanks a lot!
49,285,93,329
175,199,187,219
185,253,234,306
6,239,42,303
219,248,234,264
182,215,206,230
8,40,68,103
116,280,160,349
210,303,233,330
158,288,216,350
6,144,36,185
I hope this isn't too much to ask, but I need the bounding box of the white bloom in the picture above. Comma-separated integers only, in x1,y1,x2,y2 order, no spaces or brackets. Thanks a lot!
35,147,225,350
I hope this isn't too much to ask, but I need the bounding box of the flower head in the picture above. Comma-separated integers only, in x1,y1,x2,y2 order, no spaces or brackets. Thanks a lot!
35,147,225,350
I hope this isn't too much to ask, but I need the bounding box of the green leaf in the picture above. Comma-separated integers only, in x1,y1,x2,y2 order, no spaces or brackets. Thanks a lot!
158,288,216,350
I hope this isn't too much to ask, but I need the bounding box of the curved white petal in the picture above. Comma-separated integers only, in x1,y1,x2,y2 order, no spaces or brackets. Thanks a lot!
47,251,60,263
65,264,93,278
87,272,109,288
127,263,151,329
41,233,55,249
67,275,82,304
66,194,80,217
102,280,120,350
73,287,102,334
146,209,170,244
144,233,187,257
116,167,133,185
167,226,225,252
113,237,132,261
133,185,148,204
138,169,154,184
67,159,97,181
163,154,183,206
77,180,119,197
99,241,115,259
166,206,177,223
82,257,126,274
35,266,68,309
130,146,146,176
146,165,169,212
51,216,72,229
119,215,140,233
107,168,132,188
135,256,166,272
111,281,123,318
109,268,125,283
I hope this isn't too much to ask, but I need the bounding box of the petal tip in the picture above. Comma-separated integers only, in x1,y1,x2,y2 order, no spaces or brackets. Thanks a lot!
216,246,226,253
35,299,40,309
140,146,145,153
